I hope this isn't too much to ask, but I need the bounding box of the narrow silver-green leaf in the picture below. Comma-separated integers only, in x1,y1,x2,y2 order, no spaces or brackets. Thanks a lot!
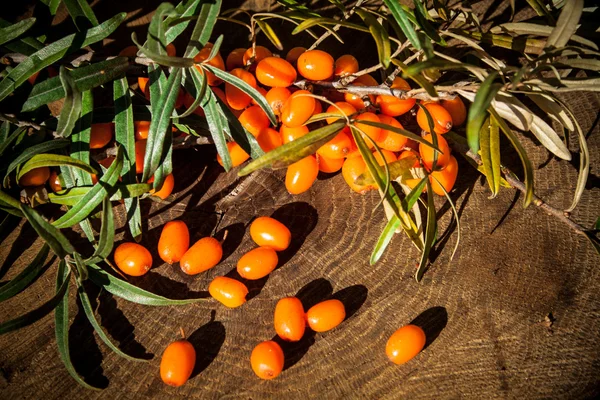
479,116,501,197
415,180,437,282
526,91,574,131
0,244,50,302
0,18,36,46
383,0,421,50
70,90,94,186
56,66,82,138
466,72,501,153
402,176,427,212
179,66,208,118
528,112,571,160
356,9,391,68
17,154,96,182
351,119,441,151
491,22,597,50
213,95,264,159
63,0,99,30
0,190,23,217
412,0,446,45
370,216,401,265
291,17,369,35
20,203,75,258
0,127,27,156
48,183,151,206
204,90,231,171
131,33,195,68
392,59,437,97
184,0,222,58
85,197,114,265
546,0,583,49
166,0,202,44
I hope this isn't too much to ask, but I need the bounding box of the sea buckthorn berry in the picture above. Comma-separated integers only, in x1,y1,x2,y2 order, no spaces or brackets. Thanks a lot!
419,133,451,171
166,43,176,57
114,242,153,277
217,142,250,167
281,90,316,128
440,96,467,126
297,50,334,81
342,157,374,193
180,237,223,275
274,297,305,342
265,87,291,116
417,103,453,134
119,45,138,57
160,339,196,387
344,83,374,110
354,73,378,86
212,87,227,104
183,92,206,117
209,276,248,308
48,170,62,192
325,102,357,124
354,112,382,147
318,154,344,173
158,221,190,264
226,48,246,70
398,150,421,168
373,149,397,166
386,324,426,365
256,57,297,88
317,129,352,160
135,140,146,174
175,89,185,109
19,167,50,187
193,46,225,86
138,76,151,100
285,155,318,195
334,54,359,77
134,121,150,140
250,216,291,251
306,299,346,332
28,71,40,85
257,127,283,152
238,106,270,137
376,77,416,117
285,47,306,65
90,123,113,149
251,341,284,380
226,68,257,110
243,46,272,68
237,246,279,280
280,125,309,144
375,114,408,152
312,99,323,116
148,173,175,200
430,155,458,196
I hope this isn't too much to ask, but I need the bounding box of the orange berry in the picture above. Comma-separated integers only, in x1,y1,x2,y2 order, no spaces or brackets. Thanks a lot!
317,129,352,159
353,112,382,147
166,43,176,57
354,73,378,86
135,140,146,174
285,47,306,65
325,102,356,124
208,276,248,308
312,99,323,116
386,324,426,365
265,87,291,116
297,50,334,81
440,96,467,126
134,121,150,140
90,123,113,149
280,90,316,128
344,83,374,110
318,154,344,173
194,46,225,86
217,142,250,168
398,150,420,168
375,114,408,152
306,299,346,332
238,105,270,137
182,92,205,116
430,155,458,196
226,48,246,70
118,45,138,57
158,220,190,264
334,54,359,77
212,87,227,104
243,46,272,68
180,237,223,275
19,167,50,187
376,77,416,117
28,71,40,85
175,89,185,109
249,216,291,251
257,127,283,152
226,68,257,110
285,155,318,195
113,242,153,277
250,341,284,380
48,170,62,192
280,125,309,144
138,76,150,100
373,149,397,166
417,103,453,134
160,339,195,387
237,246,279,280
419,133,451,171
256,57,297,88
342,157,374,194
148,173,175,200
274,297,305,342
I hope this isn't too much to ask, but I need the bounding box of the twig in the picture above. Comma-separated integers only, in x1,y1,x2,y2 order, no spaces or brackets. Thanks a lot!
308,0,366,50
0,113,42,130
94,134,211,160
340,40,410,86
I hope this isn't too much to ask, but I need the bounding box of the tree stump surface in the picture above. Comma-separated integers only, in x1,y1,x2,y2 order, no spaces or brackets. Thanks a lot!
1,1,600,399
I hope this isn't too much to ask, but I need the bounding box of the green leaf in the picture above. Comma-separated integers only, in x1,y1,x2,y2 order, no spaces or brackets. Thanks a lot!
291,17,369,35
546,0,583,49
203,65,277,125
412,0,446,46
489,108,534,208
356,9,391,68
0,18,43,55
69,89,94,187
48,183,152,206
350,119,441,151
40,0,61,15
490,22,597,50
415,180,436,282
165,0,203,44
370,216,401,265
392,59,437,97
179,66,208,118
0,244,50,302
131,33,195,68
88,264,207,306
383,0,421,50
63,0,99,30
466,72,501,153
0,260,70,335
526,0,555,23
57,70,81,138
256,18,283,51
554,58,600,71
17,154,96,182
3,139,70,187
85,197,114,265
403,57,481,77
0,18,36,46
0,190,23,217
204,90,232,171
402,176,427,212
20,203,75,258
213,95,264,159
184,0,222,58
22,58,129,112
146,3,174,56
355,156,419,186
239,121,346,176
0,127,27,157
0,13,126,103
479,116,501,197
53,147,123,228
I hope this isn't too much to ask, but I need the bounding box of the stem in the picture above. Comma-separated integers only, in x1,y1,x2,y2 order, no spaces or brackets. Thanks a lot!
308,0,365,50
